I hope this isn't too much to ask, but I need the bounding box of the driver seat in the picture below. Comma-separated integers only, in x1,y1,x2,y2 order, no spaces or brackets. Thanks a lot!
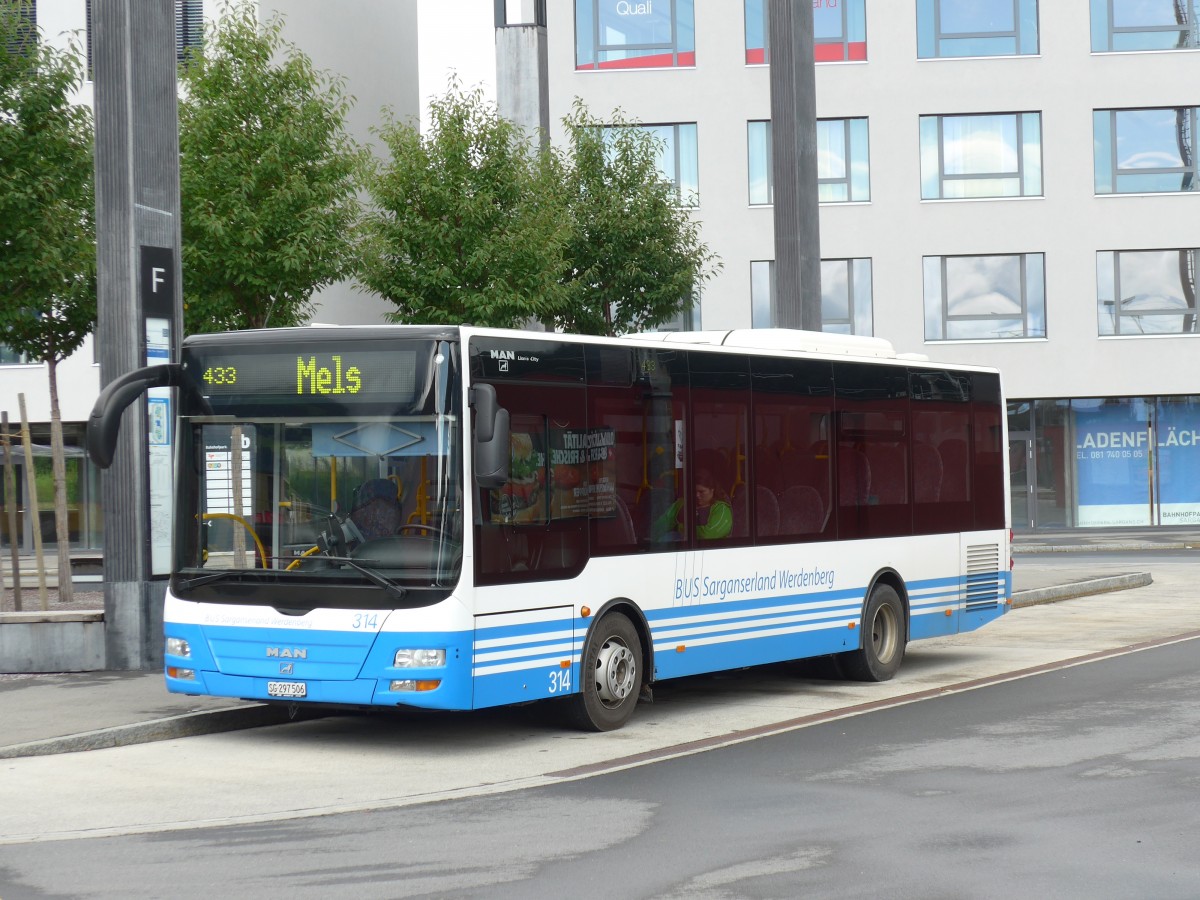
349,478,404,540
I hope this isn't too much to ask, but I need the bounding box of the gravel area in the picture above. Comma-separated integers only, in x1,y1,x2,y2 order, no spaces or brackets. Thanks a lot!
1,587,104,613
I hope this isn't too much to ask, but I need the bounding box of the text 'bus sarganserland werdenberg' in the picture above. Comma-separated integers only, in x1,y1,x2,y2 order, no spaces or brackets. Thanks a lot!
87,325,1012,731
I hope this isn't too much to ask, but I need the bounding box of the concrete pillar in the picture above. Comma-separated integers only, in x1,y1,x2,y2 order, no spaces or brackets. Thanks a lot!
768,0,822,330
92,0,182,669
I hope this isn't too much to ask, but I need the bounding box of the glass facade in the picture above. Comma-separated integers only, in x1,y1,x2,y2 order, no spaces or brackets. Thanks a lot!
605,123,699,206
748,118,869,205
1009,395,1200,528
744,0,867,64
576,0,696,70
917,0,1040,58
923,253,1047,340
1090,0,1200,52
1094,107,1200,193
1097,249,1200,335
920,112,1043,200
750,259,873,335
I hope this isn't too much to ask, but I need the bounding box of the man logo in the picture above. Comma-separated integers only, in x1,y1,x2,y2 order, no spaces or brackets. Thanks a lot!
266,647,307,659
489,349,516,360
279,663,294,675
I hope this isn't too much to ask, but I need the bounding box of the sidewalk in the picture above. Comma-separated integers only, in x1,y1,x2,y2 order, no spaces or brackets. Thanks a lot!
2,529,1195,760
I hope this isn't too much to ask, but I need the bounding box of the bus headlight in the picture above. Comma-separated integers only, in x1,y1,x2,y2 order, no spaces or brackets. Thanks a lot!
166,637,191,658
167,667,196,680
393,648,445,668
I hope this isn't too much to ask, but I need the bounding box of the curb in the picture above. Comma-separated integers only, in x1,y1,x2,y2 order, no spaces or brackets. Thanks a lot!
1011,572,1152,608
0,703,311,760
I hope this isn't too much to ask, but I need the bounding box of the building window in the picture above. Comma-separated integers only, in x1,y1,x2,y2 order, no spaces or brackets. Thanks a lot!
605,123,699,206
744,0,867,64
748,118,869,205
4,1,36,57
917,0,1039,58
575,0,695,70
750,259,873,335
923,253,1046,340
920,112,1042,200
87,0,203,78
1094,107,1200,194
1097,249,1199,335
0,345,32,365
821,258,874,335
1090,0,1199,52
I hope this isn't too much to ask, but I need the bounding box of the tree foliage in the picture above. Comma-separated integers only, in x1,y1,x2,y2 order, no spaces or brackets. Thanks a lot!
0,1,96,364
178,2,364,333
0,2,95,602
359,81,571,328
551,102,720,336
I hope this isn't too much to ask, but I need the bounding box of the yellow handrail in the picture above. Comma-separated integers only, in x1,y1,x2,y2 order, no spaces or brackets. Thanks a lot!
200,513,268,568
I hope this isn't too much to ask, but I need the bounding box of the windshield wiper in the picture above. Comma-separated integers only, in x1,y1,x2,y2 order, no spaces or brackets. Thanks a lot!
321,556,409,602
176,569,260,591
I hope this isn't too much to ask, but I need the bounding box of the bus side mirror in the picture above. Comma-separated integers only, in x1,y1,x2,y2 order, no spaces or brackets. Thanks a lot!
86,364,183,469
471,383,510,489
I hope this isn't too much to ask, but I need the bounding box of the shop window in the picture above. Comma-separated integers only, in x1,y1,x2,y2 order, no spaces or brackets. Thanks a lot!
576,0,696,70
1094,107,1200,194
744,0,867,64
920,112,1042,200
1090,0,1199,52
1097,249,1200,335
923,253,1047,340
751,258,874,337
917,0,1039,58
605,122,699,206
748,118,870,205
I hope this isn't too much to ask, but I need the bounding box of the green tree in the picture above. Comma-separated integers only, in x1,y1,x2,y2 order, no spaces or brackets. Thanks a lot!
552,102,720,336
178,2,363,333
1,3,95,601
359,81,571,328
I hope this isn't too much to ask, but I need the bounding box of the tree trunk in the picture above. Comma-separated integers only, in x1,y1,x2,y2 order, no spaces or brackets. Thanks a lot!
48,357,74,604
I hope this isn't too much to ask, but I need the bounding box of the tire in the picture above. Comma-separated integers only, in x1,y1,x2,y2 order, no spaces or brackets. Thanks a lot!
839,583,906,682
564,612,643,732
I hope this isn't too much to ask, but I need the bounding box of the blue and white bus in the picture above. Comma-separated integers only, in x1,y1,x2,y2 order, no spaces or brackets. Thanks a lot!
88,325,1011,730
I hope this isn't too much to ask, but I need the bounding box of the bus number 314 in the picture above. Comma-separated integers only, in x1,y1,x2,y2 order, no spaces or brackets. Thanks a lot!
548,668,572,694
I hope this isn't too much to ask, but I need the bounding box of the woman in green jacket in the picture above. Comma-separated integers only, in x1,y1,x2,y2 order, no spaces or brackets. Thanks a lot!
653,468,733,541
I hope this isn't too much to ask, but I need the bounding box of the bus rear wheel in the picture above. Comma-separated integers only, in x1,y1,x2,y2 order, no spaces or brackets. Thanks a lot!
565,612,643,732
840,584,906,682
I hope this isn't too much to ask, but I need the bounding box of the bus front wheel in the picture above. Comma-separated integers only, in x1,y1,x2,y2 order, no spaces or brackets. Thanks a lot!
566,612,643,732
840,584,906,682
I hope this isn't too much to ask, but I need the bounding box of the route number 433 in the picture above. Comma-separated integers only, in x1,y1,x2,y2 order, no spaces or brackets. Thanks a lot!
548,667,572,694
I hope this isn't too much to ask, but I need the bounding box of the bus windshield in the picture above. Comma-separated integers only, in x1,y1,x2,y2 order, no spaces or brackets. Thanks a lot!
172,336,463,608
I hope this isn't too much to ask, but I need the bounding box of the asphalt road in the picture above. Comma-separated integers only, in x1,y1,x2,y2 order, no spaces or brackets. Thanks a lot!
2,634,1197,900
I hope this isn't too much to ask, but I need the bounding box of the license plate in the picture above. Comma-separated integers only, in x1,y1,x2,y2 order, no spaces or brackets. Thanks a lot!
267,681,306,698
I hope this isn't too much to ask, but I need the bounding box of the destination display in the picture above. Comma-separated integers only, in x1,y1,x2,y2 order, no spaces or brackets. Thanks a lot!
182,344,420,405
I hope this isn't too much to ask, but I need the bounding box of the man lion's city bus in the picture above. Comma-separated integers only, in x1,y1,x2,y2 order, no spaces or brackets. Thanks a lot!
88,325,1011,731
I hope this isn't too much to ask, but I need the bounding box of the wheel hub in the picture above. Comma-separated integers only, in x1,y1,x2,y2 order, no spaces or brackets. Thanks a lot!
595,639,636,706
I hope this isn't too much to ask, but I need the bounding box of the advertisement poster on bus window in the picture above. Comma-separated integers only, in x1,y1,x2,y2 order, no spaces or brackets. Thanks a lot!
549,427,616,519
489,426,616,525
1073,402,1151,527
1155,400,1200,525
